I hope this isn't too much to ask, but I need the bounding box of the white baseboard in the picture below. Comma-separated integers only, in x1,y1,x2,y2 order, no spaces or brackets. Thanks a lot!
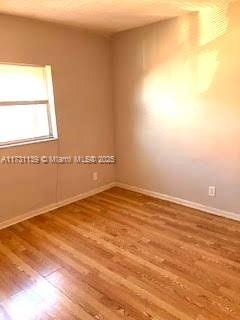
1,181,239,230
116,182,240,222
0,182,116,230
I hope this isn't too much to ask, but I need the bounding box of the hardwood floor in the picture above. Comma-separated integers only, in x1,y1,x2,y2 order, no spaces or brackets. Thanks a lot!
0,187,240,320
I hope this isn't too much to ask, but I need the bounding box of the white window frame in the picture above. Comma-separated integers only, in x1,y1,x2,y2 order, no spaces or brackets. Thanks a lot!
0,64,58,148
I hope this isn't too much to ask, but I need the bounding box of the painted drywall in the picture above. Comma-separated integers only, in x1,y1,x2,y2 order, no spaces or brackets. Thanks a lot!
112,2,240,214
0,14,115,223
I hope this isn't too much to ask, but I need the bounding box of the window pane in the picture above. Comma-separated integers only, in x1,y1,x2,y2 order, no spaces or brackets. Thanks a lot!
0,64,48,102
0,104,50,144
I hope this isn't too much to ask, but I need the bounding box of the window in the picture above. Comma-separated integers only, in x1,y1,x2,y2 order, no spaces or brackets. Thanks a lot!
0,63,58,147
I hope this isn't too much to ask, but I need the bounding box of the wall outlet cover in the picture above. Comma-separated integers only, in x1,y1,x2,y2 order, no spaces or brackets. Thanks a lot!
208,186,216,197
93,172,98,181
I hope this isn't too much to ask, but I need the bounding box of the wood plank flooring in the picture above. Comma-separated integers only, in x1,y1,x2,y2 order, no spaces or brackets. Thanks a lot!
0,187,240,320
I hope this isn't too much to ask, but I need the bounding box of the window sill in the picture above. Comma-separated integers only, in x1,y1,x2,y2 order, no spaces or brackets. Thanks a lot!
0,137,58,150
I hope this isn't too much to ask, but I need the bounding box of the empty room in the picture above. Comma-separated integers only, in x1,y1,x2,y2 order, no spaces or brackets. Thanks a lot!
0,0,240,319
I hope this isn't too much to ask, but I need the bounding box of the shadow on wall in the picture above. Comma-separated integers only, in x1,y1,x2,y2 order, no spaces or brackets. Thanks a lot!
139,1,240,167
113,0,240,211
142,2,230,125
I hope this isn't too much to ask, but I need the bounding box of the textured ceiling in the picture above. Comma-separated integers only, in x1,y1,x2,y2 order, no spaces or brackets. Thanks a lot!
0,0,230,34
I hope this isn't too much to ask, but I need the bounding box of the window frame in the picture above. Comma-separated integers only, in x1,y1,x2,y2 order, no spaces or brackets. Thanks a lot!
0,63,58,149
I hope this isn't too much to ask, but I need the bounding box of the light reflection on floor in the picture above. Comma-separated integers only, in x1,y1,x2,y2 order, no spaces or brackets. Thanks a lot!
0,279,58,320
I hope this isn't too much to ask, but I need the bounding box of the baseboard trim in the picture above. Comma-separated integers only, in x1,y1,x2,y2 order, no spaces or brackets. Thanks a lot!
0,182,116,230
1,181,239,230
116,182,240,222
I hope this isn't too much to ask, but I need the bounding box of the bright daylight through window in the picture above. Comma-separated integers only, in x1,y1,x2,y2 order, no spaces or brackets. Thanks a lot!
0,63,58,147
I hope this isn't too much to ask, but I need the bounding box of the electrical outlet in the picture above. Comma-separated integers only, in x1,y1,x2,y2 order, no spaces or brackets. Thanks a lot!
93,172,98,181
208,186,216,197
